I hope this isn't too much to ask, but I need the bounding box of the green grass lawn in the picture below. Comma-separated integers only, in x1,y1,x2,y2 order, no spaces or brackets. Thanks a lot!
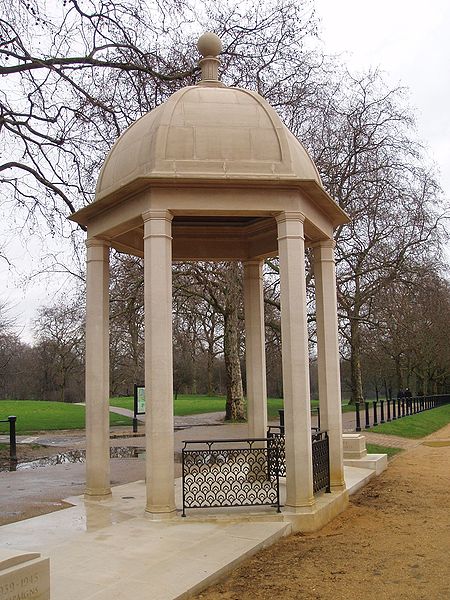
368,403,450,438
110,394,351,420
0,400,132,433
110,394,289,419
110,394,227,415
366,443,403,458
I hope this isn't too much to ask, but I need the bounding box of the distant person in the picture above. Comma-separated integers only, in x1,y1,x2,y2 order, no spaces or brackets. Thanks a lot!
404,387,413,414
397,389,405,400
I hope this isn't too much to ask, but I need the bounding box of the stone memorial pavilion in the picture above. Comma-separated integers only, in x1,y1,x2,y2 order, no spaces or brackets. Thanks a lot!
70,33,350,526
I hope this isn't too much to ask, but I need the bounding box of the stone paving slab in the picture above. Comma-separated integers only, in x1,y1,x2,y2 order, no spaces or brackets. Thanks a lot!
0,485,291,600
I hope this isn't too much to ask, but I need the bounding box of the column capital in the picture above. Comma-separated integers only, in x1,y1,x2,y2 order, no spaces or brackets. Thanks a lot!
275,211,306,224
276,212,306,242
143,210,173,240
312,239,336,263
86,238,110,262
243,259,264,266
311,238,336,250
85,238,110,249
142,209,173,223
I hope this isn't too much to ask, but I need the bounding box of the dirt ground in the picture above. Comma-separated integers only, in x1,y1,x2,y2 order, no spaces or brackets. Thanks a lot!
194,424,450,600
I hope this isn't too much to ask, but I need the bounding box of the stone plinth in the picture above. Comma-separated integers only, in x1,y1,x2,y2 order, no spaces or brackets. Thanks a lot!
343,434,388,475
0,550,49,600
343,434,367,459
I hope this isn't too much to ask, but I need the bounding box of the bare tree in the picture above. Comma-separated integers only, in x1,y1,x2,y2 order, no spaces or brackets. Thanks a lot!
0,0,319,239
33,296,84,402
174,262,245,420
304,71,447,403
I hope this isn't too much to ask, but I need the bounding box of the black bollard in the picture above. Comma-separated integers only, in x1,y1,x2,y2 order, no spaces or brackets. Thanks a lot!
373,401,378,426
365,402,370,429
355,402,361,432
401,398,405,417
380,399,385,424
132,417,138,433
384,379,391,421
8,416,17,461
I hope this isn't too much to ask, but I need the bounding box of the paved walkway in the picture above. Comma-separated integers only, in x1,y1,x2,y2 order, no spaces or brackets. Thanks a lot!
0,409,430,600
0,465,373,600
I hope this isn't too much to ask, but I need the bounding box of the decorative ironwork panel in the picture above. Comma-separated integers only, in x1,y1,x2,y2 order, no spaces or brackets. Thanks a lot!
181,438,281,516
312,431,330,494
267,426,286,477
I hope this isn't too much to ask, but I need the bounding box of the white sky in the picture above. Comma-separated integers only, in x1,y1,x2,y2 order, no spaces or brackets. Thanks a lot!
315,0,450,196
2,0,450,343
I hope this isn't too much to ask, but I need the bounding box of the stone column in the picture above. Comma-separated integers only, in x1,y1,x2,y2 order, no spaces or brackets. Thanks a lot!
276,212,314,509
85,238,111,498
143,210,176,517
243,260,267,438
313,240,345,489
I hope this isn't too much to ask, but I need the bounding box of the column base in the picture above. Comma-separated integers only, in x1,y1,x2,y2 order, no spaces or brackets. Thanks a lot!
284,497,315,513
283,489,349,533
330,479,346,491
84,487,112,500
145,507,177,521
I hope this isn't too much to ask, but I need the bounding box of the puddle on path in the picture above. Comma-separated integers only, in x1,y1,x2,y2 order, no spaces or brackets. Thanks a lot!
0,446,145,472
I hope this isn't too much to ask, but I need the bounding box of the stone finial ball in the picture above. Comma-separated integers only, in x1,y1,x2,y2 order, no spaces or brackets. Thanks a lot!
197,32,223,58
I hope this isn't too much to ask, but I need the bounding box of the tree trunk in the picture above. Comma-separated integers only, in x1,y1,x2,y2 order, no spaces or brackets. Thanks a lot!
350,317,364,404
395,354,404,394
223,264,245,421
207,342,215,396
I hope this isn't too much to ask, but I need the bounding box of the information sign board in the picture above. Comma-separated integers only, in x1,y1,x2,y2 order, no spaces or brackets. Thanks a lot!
134,384,146,416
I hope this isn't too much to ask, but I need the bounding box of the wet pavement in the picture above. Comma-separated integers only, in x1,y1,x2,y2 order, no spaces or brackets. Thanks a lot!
0,408,383,526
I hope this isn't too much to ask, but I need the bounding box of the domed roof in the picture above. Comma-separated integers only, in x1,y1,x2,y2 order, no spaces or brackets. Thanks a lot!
95,38,322,202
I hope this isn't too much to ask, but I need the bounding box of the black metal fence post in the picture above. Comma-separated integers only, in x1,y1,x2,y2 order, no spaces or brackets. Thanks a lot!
355,402,361,432
8,416,17,461
278,409,285,434
384,381,389,416
373,401,378,426
401,398,405,417
325,432,331,493
380,399,385,424
365,402,370,429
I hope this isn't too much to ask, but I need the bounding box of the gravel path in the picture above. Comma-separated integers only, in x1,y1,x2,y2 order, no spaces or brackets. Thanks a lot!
193,425,450,600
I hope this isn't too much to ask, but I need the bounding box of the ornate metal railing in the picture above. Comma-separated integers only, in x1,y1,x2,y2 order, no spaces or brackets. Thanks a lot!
181,437,281,517
311,430,331,494
267,426,330,494
267,426,286,477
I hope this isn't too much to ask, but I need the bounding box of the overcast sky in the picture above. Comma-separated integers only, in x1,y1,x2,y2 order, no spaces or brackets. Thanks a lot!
2,0,449,343
315,0,450,195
